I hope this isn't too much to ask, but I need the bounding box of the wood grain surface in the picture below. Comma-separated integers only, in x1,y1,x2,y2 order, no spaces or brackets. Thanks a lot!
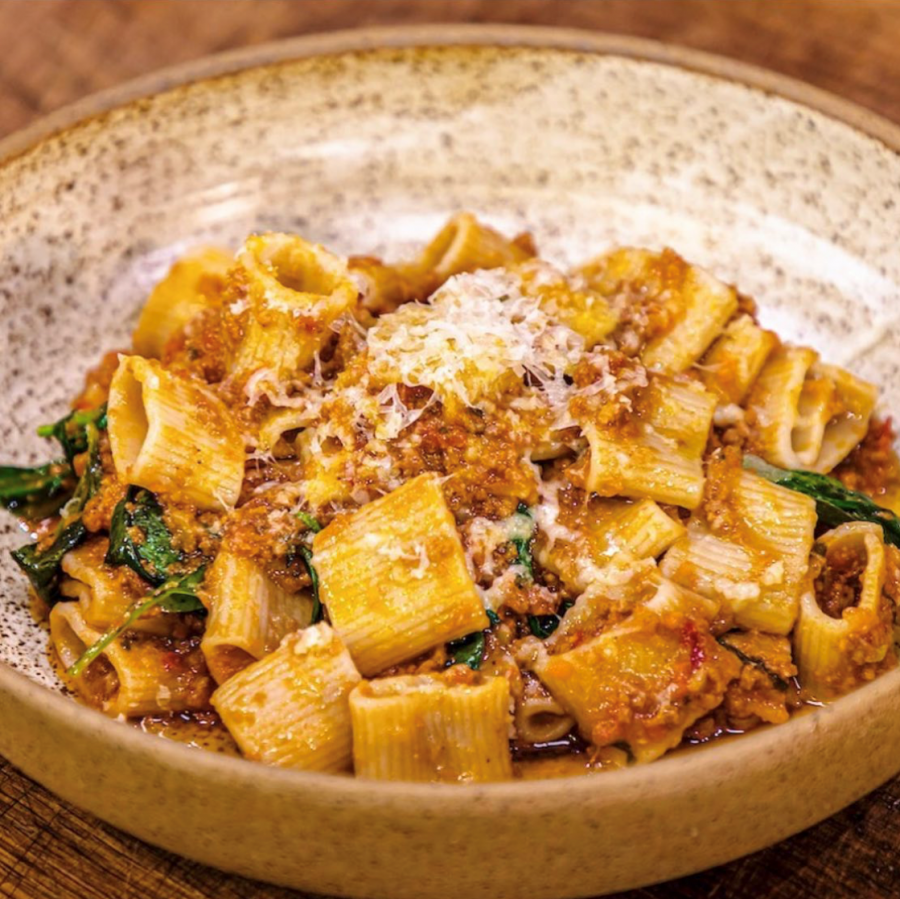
2,2,900,898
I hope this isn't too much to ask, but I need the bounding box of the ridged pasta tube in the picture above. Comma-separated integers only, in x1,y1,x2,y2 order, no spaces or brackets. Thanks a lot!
212,624,361,771
350,673,512,782
532,607,740,763
50,600,212,717
795,521,894,697
60,540,169,634
415,212,531,282
747,346,877,473
537,497,685,593
228,233,359,384
661,470,816,634
582,376,716,509
577,247,738,374
108,355,245,510
201,549,313,685
700,314,777,406
314,473,488,675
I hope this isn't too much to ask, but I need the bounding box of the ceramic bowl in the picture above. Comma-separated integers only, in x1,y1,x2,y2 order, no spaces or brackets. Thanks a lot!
2,25,900,899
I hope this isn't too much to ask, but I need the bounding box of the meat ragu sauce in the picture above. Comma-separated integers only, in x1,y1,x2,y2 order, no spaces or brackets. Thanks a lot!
5,214,900,783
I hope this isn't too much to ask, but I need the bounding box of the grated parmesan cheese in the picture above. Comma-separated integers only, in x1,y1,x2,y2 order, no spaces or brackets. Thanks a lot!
366,269,585,408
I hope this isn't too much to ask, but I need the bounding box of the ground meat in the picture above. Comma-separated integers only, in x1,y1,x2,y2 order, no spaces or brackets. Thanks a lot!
833,417,900,499
583,248,688,359
719,631,799,728
706,407,753,455
814,542,866,619
395,409,537,520
883,544,900,610
163,307,229,385
79,433,127,534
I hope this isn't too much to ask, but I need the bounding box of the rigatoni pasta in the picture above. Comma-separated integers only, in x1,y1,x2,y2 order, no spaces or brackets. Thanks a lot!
414,211,532,281
793,522,895,697
350,672,512,782
107,355,244,510
699,314,777,407
60,540,168,633
579,375,717,508
661,470,817,634
201,549,314,685
51,600,213,717
212,624,361,772
6,212,900,783
529,608,740,763
746,346,877,473
227,233,361,387
577,247,738,373
313,473,489,675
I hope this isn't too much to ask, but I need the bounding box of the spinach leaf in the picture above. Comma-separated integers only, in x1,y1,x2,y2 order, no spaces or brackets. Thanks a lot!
154,566,207,613
528,601,574,640
106,487,180,585
67,567,206,678
296,510,322,533
10,414,105,602
296,544,323,623
447,630,486,670
60,417,104,520
446,610,499,670
528,614,561,639
510,503,535,582
0,461,73,519
744,454,900,547
37,404,107,466
11,520,87,603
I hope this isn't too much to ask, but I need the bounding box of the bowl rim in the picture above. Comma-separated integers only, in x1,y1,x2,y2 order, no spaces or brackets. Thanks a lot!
3,22,900,806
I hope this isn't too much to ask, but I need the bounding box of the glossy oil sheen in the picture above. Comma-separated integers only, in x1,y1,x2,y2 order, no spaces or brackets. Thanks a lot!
1,26,900,899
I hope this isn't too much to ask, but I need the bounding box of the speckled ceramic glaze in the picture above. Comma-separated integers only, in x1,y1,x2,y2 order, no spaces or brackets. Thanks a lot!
2,26,900,899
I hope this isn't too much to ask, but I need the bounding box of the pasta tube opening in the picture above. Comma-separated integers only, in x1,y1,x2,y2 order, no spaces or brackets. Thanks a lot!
795,522,895,697
51,601,121,709
50,601,212,718
747,347,878,473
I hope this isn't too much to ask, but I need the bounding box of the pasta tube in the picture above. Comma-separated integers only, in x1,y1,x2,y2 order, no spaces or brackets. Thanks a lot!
415,212,531,282
700,314,777,406
532,607,740,763
350,672,512,782
581,376,716,508
577,247,738,373
537,497,685,593
212,624,361,771
314,473,488,675
50,601,213,717
661,470,816,634
228,233,359,385
107,355,245,510
60,540,169,634
794,521,895,697
747,346,877,473
201,549,314,684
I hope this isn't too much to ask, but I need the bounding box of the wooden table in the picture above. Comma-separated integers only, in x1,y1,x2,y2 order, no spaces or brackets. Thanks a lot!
2,2,899,897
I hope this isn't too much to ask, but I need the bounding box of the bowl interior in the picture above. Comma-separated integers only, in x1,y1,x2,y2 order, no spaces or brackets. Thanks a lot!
2,41,900,693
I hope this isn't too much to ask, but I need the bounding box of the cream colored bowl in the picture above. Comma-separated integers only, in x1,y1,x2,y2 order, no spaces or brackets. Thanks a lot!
2,25,900,899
